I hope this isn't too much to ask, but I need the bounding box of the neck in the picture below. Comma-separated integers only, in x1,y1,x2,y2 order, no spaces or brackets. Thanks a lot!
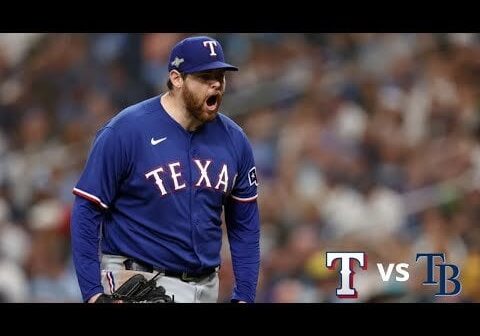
161,92,203,132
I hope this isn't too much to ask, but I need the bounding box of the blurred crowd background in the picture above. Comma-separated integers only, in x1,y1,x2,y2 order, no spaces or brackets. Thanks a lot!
0,33,480,303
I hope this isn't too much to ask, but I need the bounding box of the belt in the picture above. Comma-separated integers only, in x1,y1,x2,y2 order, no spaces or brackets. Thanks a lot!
123,258,217,282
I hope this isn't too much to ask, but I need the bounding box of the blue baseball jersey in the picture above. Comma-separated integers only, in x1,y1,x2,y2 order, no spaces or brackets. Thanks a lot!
72,95,260,301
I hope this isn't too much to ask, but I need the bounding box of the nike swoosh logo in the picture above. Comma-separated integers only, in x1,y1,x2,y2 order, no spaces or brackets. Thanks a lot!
151,137,167,145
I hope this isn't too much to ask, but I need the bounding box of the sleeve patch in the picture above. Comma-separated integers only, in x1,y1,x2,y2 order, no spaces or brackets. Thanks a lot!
248,167,258,186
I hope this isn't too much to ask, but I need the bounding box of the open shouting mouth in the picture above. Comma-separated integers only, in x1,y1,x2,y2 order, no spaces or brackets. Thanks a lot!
205,93,220,111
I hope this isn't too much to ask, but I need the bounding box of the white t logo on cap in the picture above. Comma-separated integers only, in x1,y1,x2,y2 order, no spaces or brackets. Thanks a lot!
203,41,218,56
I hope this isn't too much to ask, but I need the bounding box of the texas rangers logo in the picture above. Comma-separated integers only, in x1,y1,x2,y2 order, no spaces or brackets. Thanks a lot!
203,41,218,56
248,167,258,186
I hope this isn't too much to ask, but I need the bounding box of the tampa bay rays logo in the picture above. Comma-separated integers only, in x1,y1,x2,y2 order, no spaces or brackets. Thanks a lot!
171,57,184,68
248,167,258,186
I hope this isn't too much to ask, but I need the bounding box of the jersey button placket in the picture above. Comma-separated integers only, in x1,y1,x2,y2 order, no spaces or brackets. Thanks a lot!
191,146,199,224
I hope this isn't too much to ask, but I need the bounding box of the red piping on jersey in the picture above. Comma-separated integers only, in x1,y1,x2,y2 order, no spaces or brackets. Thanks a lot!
72,187,109,209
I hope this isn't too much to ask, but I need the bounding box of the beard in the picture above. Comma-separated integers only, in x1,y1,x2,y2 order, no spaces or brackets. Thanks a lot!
182,84,223,124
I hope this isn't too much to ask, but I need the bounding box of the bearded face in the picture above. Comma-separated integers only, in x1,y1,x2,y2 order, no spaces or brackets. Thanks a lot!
181,70,226,123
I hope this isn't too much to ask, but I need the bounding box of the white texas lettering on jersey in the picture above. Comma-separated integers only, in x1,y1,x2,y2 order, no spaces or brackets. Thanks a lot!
194,159,212,187
145,167,167,195
145,160,231,196
203,41,218,56
169,162,186,190
215,164,229,193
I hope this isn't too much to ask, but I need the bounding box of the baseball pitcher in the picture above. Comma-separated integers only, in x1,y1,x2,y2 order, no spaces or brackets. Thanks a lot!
71,35,260,303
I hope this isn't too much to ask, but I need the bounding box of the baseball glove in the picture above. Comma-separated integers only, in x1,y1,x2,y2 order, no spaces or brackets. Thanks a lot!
96,273,174,303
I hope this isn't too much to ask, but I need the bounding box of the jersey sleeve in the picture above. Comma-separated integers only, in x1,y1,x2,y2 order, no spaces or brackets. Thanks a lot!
230,131,258,202
71,196,105,302
224,199,260,302
73,126,128,209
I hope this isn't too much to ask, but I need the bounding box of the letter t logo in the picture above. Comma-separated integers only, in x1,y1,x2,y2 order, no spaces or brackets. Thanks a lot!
203,41,218,56
326,252,367,298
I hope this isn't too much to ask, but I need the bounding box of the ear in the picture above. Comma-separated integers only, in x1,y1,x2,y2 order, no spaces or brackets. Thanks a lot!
169,70,183,89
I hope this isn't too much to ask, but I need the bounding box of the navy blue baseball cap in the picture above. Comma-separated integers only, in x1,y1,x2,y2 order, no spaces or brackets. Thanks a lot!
168,36,238,74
